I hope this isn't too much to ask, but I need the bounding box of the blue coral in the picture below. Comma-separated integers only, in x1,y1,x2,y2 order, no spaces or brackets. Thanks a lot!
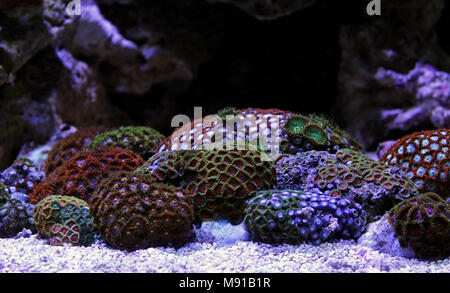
0,158,44,195
0,198,36,238
243,190,367,245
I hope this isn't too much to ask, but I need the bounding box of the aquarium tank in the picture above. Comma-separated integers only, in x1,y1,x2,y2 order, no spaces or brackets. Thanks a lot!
0,0,449,277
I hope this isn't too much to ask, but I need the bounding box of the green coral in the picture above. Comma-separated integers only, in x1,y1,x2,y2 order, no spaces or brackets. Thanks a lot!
90,171,195,250
0,183,10,205
281,114,362,154
89,126,166,159
33,195,97,246
217,107,238,120
283,114,309,135
136,145,277,225
388,192,450,259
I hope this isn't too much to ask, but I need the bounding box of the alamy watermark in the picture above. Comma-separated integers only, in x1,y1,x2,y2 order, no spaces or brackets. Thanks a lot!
366,0,381,16
64,0,380,18
66,0,81,16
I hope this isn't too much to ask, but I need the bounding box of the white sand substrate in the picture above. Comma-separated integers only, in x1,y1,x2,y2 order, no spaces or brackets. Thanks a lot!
0,221,448,273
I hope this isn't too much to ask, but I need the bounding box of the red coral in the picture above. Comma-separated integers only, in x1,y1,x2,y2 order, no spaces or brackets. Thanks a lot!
30,148,144,204
91,171,194,250
45,126,108,175
381,129,449,199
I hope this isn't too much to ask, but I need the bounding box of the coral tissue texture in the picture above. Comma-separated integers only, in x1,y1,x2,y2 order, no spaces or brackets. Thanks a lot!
388,192,450,259
33,195,97,246
89,126,166,160
30,148,144,204
275,149,419,222
136,145,276,224
137,146,277,225
158,108,361,159
243,190,367,245
90,171,195,251
44,126,108,175
381,129,449,199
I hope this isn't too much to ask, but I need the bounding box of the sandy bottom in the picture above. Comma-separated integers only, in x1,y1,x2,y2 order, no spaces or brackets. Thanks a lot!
0,221,448,273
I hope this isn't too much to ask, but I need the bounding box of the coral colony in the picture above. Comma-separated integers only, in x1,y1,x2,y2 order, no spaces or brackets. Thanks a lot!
0,106,448,265
0,0,449,273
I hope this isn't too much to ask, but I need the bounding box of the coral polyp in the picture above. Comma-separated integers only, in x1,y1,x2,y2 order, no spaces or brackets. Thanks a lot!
89,126,166,160
243,190,367,245
281,114,361,154
158,108,361,160
137,144,277,225
45,126,108,175
0,158,44,195
381,129,449,199
90,171,195,250
158,107,292,155
388,192,450,259
276,149,419,222
0,198,35,238
30,148,144,204
0,182,10,205
33,195,97,246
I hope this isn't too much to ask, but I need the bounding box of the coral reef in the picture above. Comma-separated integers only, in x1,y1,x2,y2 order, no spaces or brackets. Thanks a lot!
0,158,44,195
158,108,361,160
89,126,166,160
0,183,10,205
275,150,335,190
44,126,108,175
137,144,277,224
380,129,449,198
243,190,367,244
207,0,317,20
90,171,195,250
158,108,293,155
276,149,419,222
280,113,361,154
388,192,450,259
0,194,36,238
33,195,97,246
30,148,144,204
